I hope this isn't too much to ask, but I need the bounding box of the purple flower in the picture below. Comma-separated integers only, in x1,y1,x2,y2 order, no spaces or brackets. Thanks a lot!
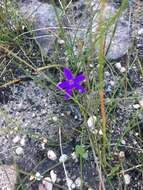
57,67,86,100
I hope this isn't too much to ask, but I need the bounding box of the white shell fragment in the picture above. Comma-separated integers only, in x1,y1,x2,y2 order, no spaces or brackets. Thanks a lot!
15,147,24,155
47,150,57,161
87,115,97,133
138,28,143,35
59,154,68,163
115,62,122,70
67,177,74,188
20,137,26,146
71,152,78,161
124,174,131,185
133,104,140,109
43,177,53,190
119,151,125,159
52,116,58,122
12,136,20,144
120,67,126,73
50,170,57,183
75,177,81,188
121,139,126,145
99,129,103,136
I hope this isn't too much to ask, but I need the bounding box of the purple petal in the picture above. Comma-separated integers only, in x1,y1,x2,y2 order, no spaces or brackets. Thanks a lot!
57,81,69,89
74,83,86,93
65,88,73,100
64,67,73,80
74,74,86,83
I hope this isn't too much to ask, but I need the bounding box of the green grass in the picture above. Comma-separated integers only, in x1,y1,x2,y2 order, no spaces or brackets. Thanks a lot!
0,0,143,189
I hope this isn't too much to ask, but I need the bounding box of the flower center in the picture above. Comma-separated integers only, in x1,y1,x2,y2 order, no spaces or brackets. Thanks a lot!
69,80,74,85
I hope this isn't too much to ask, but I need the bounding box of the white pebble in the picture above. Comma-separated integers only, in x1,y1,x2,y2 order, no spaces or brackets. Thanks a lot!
121,139,126,145
50,170,57,183
119,151,125,159
15,147,24,155
104,71,110,77
71,152,78,160
59,154,68,163
138,28,143,35
22,25,25,30
58,39,65,44
52,116,58,122
87,115,97,130
71,183,76,189
41,143,45,150
120,67,126,73
124,174,131,185
20,137,26,146
99,129,103,136
43,177,53,190
67,177,73,188
75,177,81,188
115,62,122,70
139,99,143,108
47,150,57,161
13,136,20,143
133,104,140,109
29,175,35,181
109,80,115,86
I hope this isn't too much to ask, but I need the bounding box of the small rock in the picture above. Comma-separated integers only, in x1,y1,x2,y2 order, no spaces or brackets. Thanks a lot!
50,170,57,183
57,39,65,44
75,177,81,188
52,116,58,122
43,138,48,144
12,136,20,143
124,174,131,185
133,104,140,109
42,177,53,190
138,28,143,35
115,62,122,70
47,150,57,161
120,67,126,73
71,152,78,161
87,115,97,133
109,80,115,86
104,71,110,77
67,177,74,188
99,129,103,136
15,147,24,155
59,154,68,163
121,139,126,145
29,175,35,181
71,183,76,189
20,137,26,146
119,151,125,159
41,143,46,150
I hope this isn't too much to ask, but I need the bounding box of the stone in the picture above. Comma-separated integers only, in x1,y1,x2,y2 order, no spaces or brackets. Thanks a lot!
47,150,57,161
17,0,131,60
124,174,131,185
0,165,17,190
18,0,61,55
42,177,53,190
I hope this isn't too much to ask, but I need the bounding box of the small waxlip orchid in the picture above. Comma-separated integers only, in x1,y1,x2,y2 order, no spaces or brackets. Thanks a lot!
57,67,86,100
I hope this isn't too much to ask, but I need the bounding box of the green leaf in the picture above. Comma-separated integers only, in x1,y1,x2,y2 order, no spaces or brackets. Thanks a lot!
75,145,88,159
